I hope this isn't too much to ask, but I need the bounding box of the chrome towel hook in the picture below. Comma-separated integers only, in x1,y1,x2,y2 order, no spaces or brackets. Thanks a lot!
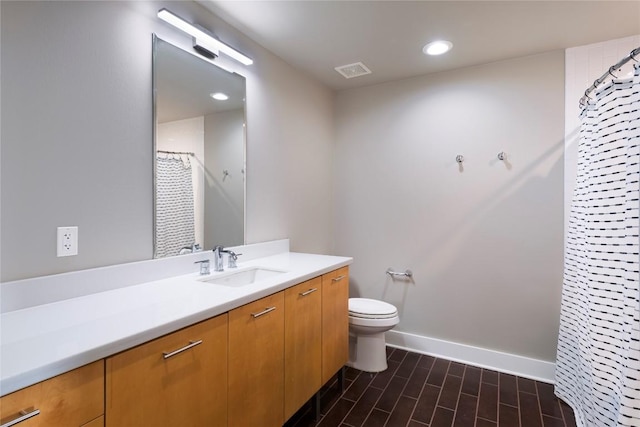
497,152,507,161
386,268,413,278
455,155,464,163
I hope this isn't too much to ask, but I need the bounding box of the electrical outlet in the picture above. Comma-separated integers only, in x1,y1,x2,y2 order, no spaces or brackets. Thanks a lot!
57,226,78,257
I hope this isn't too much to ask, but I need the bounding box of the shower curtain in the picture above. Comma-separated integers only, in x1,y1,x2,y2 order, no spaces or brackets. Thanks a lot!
556,63,640,426
155,155,195,258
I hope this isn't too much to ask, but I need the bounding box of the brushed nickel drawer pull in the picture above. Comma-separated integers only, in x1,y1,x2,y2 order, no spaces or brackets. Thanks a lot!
1,408,40,427
299,288,318,297
162,340,203,359
332,275,346,282
251,306,276,318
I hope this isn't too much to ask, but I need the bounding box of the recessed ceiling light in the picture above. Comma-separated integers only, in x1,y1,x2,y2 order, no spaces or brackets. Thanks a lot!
210,92,229,101
423,40,453,56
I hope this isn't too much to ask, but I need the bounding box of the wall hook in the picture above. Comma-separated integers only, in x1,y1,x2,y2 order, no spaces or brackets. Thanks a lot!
497,152,507,161
455,155,464,163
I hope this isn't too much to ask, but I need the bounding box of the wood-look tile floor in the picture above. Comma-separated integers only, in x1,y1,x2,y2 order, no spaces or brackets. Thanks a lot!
286,347,577,427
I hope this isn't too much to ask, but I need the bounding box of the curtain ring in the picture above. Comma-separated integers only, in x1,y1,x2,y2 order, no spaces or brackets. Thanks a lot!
608,66,619,79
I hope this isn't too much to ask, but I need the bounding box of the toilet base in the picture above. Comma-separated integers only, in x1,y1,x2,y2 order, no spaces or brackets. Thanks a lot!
347,331,389,372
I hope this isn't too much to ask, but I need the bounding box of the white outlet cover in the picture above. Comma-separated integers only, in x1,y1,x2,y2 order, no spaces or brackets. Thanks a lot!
57,226,78,257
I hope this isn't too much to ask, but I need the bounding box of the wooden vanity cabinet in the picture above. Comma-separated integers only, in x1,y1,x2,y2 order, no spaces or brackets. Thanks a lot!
1,266,349,427
80,415,104,427
105,314,228,427
0,360,104,427
284,277,323,420
321,266,350,384
228,291,285,427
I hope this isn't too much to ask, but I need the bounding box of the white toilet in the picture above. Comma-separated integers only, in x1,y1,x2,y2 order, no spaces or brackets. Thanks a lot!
347,298,400,372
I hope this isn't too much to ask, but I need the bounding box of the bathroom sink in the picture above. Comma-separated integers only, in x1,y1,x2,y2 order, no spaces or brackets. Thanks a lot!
201,267,287,287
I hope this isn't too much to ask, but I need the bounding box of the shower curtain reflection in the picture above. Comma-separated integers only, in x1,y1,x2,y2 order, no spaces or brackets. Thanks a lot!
155,154,195,258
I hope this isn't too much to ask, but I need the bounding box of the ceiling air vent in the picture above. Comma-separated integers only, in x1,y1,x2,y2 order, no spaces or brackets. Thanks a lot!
334,62,372,79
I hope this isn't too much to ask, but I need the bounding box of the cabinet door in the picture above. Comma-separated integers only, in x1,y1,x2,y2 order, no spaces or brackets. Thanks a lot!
105,314,228,427
80,415,103,427
321,266,350,384
284,277,322,420
228,292,284,427
0,360,104,427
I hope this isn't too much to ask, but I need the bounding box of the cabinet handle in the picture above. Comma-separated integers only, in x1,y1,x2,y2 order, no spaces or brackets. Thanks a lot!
332,275,346,282
1,408,40,427
251,306,276,318
299,288,318,297
162,340,203,359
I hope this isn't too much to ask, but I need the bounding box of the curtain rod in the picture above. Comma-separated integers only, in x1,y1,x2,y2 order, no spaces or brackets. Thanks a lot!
579,46,640,108
157,150,194,156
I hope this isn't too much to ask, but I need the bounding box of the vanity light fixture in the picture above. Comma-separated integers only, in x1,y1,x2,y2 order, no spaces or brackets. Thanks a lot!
210,92,229,101
423,40,453,56
157,8,253,66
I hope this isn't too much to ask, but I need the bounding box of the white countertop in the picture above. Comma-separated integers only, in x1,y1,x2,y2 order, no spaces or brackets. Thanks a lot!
0,250,352,396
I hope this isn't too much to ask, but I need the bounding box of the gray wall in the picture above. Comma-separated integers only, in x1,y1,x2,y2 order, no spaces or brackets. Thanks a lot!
333,51,565,362
1,1,335,281
204,109,244,249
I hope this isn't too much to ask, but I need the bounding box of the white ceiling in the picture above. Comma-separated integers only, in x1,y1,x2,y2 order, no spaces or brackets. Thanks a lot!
200,1,640,90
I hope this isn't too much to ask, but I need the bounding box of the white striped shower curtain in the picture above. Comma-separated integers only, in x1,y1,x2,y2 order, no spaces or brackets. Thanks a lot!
155,155,195,258
556,64,640,426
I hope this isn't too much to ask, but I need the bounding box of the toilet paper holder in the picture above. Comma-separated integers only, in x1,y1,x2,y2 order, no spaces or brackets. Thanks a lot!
386,268,413,278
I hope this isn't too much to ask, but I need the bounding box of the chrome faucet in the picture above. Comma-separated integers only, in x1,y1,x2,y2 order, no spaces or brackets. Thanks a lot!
212,245,229,272
212,246,241,271
179,243,201,255
194,259,210,275
227,250,239,268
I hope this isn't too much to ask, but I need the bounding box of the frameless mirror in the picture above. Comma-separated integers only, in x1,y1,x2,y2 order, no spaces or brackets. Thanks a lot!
153,35,246,258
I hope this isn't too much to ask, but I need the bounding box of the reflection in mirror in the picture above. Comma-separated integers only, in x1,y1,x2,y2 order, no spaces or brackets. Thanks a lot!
153,36,246,258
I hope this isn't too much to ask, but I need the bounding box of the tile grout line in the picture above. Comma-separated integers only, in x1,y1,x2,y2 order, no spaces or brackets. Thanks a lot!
379,352,421,427
496,372,501,426
557,389,570,427
471,366,482,427
533,380,546,427
368,350,408,425
317,370,360,427
516,375,523,427
323,374,351,425
450,365,466,426
337,371,374,426
343,348,405,427
429,360,451,426
403,355,438,427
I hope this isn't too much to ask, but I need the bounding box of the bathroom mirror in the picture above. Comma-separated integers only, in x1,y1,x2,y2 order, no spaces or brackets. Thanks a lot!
153,35,246,258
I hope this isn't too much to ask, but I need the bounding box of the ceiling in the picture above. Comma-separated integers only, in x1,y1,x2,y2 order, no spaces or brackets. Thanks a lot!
200,1,640,91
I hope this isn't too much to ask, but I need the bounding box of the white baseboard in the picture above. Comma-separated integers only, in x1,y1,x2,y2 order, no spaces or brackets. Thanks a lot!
386,330,556,383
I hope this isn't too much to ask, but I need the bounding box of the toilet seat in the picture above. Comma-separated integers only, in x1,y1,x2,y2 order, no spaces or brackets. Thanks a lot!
349,298,398,319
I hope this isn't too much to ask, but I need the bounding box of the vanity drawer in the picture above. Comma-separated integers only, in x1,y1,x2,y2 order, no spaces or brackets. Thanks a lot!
0,360,104,427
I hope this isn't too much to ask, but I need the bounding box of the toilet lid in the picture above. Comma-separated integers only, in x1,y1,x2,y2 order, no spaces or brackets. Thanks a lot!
349,298,398,319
